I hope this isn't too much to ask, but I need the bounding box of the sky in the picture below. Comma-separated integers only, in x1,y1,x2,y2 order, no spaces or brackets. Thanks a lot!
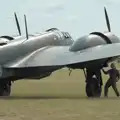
1,0,120,39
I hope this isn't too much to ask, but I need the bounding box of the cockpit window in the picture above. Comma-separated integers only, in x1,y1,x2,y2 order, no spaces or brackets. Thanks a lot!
62,32,71,38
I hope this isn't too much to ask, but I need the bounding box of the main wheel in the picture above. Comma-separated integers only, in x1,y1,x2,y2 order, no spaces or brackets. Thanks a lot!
86,78,102,97
0,81,11,96
86,83,93,97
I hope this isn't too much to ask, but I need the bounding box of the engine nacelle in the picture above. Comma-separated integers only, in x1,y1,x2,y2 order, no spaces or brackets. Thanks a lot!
68,32,120,69
0,38,9,45
69,32,120,52
0,36,14,46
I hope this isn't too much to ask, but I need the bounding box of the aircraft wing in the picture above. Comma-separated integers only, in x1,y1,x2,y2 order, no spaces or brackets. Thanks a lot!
4,43,120,68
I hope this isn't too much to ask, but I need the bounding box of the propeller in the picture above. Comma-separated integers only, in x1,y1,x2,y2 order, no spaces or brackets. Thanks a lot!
14,12,21,36
24,14,28,39
104,7,111,32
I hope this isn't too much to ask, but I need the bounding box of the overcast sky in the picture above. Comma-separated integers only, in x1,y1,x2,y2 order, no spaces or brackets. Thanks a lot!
1,0,120,39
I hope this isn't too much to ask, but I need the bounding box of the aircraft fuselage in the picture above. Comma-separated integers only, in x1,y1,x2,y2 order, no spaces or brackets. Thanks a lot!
0,31,119,80
0,30,73,66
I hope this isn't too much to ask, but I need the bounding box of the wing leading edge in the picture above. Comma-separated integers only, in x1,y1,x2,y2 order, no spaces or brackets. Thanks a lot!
4,43,120,68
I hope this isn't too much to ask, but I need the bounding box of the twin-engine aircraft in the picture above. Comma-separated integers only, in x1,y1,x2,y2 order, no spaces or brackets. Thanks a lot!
0,7,119,97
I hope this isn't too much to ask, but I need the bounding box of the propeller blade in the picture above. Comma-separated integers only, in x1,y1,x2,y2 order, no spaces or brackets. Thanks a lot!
14,12,21,36
104,7,111,32
24,14,28,39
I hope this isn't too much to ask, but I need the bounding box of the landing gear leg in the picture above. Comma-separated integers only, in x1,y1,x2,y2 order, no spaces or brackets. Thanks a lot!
0,80,11,96
85,69,102,97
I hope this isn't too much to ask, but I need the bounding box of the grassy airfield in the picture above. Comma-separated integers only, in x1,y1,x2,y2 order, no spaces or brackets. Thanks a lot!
0,64,120,120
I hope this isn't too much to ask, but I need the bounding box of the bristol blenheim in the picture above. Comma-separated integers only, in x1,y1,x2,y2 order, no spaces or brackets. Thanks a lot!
0,7,119,97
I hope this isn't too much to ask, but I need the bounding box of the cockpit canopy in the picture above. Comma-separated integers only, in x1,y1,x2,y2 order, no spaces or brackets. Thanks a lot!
62,32,71,38
45,28,59,32
45,28,71,38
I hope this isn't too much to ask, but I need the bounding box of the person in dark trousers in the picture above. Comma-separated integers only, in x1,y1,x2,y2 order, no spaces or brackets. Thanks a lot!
102,63,120,97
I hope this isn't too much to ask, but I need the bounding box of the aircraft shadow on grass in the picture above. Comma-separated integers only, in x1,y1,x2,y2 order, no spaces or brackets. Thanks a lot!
0,95,89,100
0,95,119,100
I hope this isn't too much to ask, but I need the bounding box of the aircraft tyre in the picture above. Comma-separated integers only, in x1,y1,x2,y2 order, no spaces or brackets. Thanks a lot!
0,80,11,96
86,78,102,97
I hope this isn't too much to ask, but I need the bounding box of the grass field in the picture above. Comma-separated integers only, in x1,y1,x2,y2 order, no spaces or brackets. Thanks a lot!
0,66,120,120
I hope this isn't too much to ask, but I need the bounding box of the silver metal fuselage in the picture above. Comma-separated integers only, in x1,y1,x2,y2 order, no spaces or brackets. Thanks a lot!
0,30,73,66
0,31,119,80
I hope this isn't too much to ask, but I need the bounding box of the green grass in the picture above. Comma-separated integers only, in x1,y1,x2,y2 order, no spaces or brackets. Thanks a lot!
0,65,120,120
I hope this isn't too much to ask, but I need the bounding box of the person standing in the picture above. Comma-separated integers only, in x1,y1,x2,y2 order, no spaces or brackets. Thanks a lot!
102,63,120,97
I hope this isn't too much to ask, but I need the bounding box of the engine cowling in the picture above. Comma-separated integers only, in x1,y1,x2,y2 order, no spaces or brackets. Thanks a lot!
0,38,9,45
0,36,14,46
69,32,120,52
68,32,120,69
